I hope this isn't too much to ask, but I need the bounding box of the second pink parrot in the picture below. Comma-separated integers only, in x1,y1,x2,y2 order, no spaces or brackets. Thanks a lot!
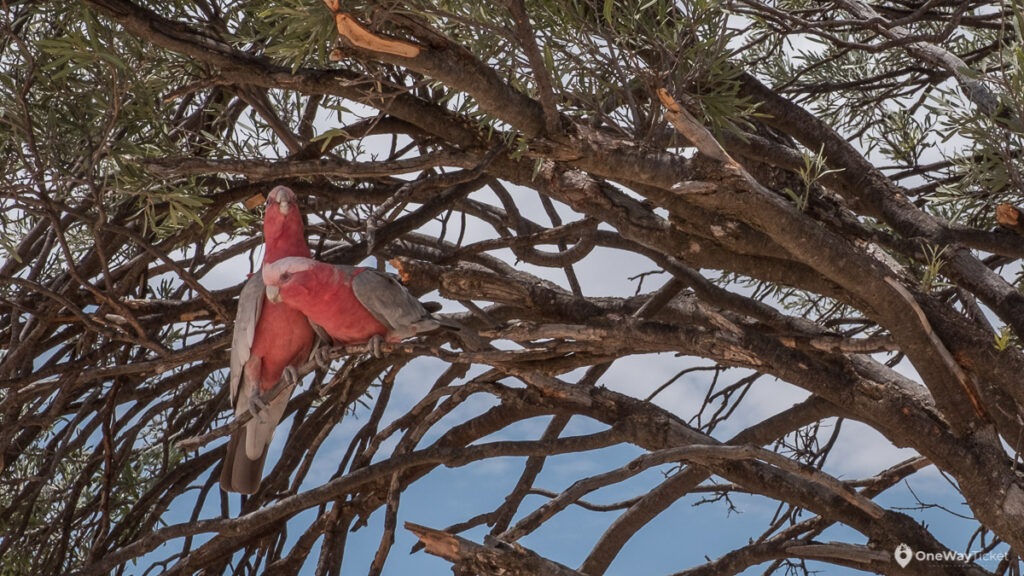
261,256,441,354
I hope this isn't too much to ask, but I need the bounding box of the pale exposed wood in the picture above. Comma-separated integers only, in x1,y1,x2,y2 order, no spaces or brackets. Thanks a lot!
322,1,421,59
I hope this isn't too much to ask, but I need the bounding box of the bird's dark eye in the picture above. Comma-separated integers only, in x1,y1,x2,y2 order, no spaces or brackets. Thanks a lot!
281,272,291,281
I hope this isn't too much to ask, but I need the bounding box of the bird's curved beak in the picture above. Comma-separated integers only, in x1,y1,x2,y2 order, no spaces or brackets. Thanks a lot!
277,199,291,215
265,284,282,303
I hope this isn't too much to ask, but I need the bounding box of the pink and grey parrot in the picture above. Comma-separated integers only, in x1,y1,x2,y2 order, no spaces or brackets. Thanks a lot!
261,256,441,354
220,186,315,494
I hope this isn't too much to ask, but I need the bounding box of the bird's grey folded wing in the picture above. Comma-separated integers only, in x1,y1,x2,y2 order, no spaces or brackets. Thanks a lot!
351,269,439,338
244,381,294,460
230,273,265,405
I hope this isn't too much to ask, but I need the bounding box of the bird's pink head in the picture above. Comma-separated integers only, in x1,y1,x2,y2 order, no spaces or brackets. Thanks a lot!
263,256,320,304
263,186,310,262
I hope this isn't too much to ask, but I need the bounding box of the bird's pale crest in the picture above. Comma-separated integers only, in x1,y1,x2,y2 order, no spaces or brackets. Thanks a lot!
263,256,318,286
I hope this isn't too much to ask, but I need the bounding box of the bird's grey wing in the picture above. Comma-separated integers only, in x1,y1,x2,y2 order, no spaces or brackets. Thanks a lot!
243,379,294,460
222,273,269,494
230,273,265,406
351,269,439,339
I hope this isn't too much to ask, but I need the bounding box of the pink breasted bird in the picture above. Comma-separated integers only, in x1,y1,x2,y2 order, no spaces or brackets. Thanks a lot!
220,186,315,494
261,256,442,355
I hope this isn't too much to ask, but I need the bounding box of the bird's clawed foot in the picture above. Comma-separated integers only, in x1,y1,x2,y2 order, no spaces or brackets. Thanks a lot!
281,365,299,386
368,334,384,358
248,392,269,424
313,346,335,369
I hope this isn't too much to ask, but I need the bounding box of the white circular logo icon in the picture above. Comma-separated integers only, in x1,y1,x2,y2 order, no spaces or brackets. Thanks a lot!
894,543,913,568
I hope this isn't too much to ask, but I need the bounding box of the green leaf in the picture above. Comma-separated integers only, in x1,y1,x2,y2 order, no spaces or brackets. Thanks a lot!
313,127,351,152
